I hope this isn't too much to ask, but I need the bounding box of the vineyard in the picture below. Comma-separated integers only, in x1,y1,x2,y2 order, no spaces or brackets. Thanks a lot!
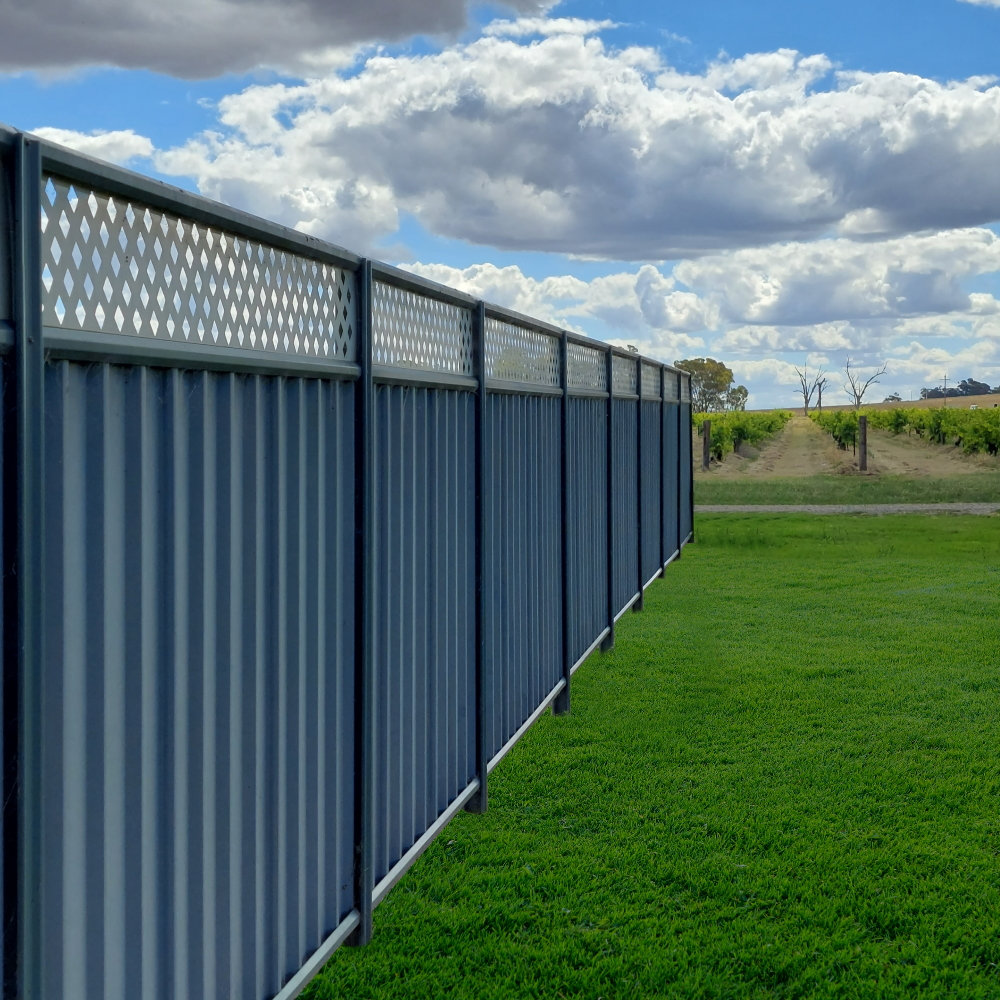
694,409,793,460
810,406,1000,455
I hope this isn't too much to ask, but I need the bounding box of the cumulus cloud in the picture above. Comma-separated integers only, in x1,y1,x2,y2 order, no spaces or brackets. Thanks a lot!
957,0,1000,7
405,260,715,340
483,17,616,37
143,25,1000,257
0,0,552,77
675,229,1000,326
30,127,154,165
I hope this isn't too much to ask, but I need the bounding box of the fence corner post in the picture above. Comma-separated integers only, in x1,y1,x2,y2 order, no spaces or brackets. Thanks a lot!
465,300,490,810
553,331,571,716
10,130,45,1000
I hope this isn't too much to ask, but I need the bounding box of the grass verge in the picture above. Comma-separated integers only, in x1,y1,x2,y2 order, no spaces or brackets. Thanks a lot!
307,515,1000,1000
695,472,1000,505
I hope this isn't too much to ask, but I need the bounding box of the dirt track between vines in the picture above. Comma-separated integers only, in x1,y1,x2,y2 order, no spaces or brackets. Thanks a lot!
696,414,1000,480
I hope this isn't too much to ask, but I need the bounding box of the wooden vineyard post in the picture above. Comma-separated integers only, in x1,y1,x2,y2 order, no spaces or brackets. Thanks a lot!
702,419,711,470
859,415,868,471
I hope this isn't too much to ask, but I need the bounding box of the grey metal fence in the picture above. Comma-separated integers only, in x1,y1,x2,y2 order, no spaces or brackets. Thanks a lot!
0,126,693,1000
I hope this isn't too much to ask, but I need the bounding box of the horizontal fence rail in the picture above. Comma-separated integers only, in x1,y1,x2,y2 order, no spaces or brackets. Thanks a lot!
0,125,693,1000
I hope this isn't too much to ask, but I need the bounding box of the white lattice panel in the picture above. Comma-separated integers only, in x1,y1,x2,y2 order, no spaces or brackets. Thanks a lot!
612,355,637,396
485,317,560,387
372,281,473,374
41,176,356,359
641,362,661,399
680,376,692,403
567,342,607,392
663,373,681,403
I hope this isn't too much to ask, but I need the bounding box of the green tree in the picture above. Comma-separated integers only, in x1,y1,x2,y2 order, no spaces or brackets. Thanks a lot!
725,385,749,411
675,357,746,412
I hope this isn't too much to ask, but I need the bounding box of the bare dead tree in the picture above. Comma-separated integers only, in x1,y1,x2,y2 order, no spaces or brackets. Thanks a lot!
794,365,827,415
816,375,829,410
843,357,888,409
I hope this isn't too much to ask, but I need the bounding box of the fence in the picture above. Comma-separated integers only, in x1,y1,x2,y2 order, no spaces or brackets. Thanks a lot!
0,126,693,1000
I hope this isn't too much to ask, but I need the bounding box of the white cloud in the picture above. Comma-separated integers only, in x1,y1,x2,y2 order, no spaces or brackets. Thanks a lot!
30,127,154,165
484,17,616,38
675,229,1000,326
0,0,551,77
957,0,1000,7
404,260,715,340
144,28,1000,258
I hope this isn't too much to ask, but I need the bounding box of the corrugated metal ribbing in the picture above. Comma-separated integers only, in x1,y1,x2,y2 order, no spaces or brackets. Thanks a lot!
611,398,639,614
663,403,681,559
0,357,6,996
40,361,356,1000
371,384,476,885
640,400,662,583
484,394,562,760
680,402,693,539
566,397,607,666
0,152,9,323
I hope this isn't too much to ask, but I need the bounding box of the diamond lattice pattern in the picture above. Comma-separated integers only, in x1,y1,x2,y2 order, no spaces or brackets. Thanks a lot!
567,343,607,391
485,317,560,386
41,176,356,359
641,362,661,399
612,355,637,396
371,281,473,374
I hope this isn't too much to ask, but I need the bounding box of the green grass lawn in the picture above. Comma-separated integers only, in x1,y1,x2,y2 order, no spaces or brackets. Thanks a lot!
307,515,1000,1000
695,473,1000,505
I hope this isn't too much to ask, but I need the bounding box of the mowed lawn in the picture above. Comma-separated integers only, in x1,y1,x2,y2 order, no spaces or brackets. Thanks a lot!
308,515,1000,1000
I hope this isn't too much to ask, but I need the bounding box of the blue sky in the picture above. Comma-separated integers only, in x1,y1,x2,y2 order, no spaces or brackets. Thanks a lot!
3,0,1000,406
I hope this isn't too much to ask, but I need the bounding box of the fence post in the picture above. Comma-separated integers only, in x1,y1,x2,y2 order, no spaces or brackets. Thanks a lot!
634,360,643,612
10,133,45,1000
676,373,684,558
688,378,696,541
466,301,491,805
659,366,666,569
600,347,615,653
349,258,375,946
553,332,571,715
859,415,868,472
702,419,711,471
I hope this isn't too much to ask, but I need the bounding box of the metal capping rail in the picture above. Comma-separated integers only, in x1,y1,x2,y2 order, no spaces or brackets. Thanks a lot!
484,314,561,387
371,278,474,375
40,173,358,360
641,361,661,400
611,353,638,397
567,340,608,392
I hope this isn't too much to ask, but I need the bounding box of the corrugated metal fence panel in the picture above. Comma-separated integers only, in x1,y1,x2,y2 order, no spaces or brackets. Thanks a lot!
40,361,356,1000
372,384,476,885
1,140,8,999
663,403,681,560
611,398,639,615
680,402,693,540
640,400,662,583
484,393,562,760
0,355,6,998
566,397,608,666
0,161,9,326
